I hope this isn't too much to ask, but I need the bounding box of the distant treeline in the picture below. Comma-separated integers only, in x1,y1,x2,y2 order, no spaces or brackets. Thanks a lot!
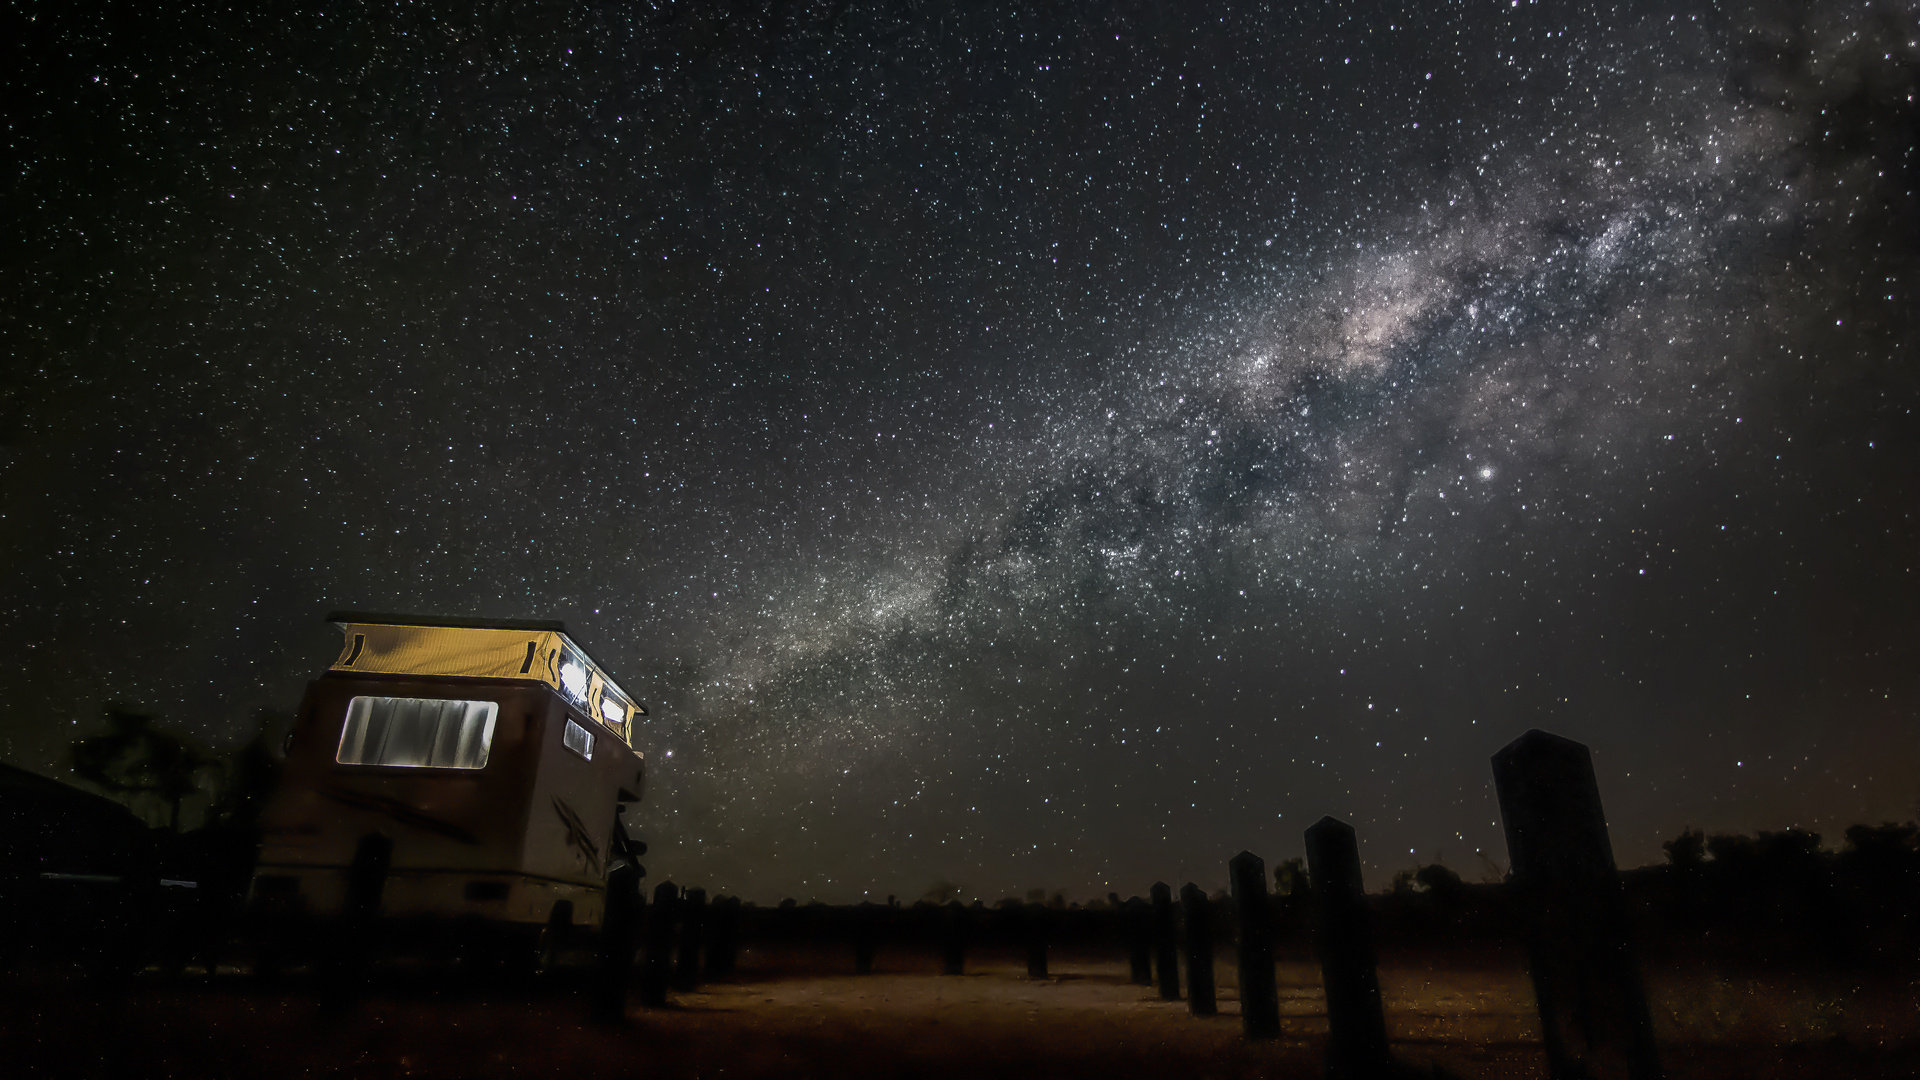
714,824,1920,971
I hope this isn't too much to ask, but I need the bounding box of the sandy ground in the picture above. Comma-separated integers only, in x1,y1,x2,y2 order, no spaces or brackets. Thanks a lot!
4,949,1917,1078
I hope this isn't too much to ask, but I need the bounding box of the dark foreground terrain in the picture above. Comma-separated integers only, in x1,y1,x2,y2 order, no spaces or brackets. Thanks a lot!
5,946,1918,1079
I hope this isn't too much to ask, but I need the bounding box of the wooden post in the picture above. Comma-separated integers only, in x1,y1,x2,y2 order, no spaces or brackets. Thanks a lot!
673,887,706,992
320,832,391,1010
1151,881,1180,1000
1231,850,1281,1039
941,900,969,975
1024,903,1049,979
1304,817,1393,1080
1125,896,1153,984
1180,883,1217,1016
640,881,677,1008
853,901,878,975
592,862,643,1024
704,895,738,978
1493,729,1663,1080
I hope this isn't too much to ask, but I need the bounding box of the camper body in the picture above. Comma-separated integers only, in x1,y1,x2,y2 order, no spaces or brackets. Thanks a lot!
251,614,645,931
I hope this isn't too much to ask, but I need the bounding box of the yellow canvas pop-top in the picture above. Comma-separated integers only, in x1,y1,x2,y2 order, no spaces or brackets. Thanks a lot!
328,613,645,745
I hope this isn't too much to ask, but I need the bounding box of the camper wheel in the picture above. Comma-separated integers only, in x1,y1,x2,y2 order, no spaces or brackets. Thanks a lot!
533,900,574,975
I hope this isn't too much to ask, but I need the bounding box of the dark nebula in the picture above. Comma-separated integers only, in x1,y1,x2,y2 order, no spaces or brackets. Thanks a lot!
4,0,1916,901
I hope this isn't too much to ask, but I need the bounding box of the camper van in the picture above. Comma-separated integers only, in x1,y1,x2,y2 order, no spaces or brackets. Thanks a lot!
250,613,646,935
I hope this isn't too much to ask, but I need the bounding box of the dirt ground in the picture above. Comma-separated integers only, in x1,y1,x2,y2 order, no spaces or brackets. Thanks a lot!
4,947,1918,1079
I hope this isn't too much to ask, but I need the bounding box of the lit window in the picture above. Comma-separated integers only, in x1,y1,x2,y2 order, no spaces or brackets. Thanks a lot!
336,697,499,769
564,717,595,761
559,662,588,701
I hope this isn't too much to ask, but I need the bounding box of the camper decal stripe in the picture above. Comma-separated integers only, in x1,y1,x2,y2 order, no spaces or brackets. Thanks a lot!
317,786,480,845
551,796,602,876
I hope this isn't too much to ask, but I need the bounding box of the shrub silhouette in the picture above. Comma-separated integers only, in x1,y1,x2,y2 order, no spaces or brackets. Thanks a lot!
1415,862,1464,902
1663,828,1706,868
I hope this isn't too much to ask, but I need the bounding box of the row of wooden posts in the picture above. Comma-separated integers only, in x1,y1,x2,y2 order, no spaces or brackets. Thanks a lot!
593,880,745,1019
331,729,1655,1079
927,729,1659,1080
1108,730,1661,1080
596,730,1659,1080
1110,832,1381,1058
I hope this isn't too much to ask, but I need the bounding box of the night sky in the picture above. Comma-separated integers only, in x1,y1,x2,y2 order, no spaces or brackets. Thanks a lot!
5,1,1917,903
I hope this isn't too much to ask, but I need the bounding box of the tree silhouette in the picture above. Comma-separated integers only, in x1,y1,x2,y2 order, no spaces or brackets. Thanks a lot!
1840,821,1920,884
1273,857,1308,897
70,706,219,832
1663,828,1707,869
1843,821,1918,860
919,879,965,904
1415,862,1464,902
203,709,288,830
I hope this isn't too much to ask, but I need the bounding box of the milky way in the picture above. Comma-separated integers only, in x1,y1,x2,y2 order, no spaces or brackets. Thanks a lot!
4,1,1916,901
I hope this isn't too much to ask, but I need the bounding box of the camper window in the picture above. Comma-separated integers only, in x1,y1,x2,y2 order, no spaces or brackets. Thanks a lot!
563,717,595,761
336,696,499,769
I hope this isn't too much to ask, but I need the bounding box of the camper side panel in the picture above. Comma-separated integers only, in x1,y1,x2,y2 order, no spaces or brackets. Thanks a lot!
253,675,548,918
518,698,642,923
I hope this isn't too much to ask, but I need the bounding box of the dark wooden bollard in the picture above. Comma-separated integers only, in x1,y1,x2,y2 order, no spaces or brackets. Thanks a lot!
853,901,878,975
1024,904,1049,979
1180,883,1217,1016
673,887,706,992
321,832,392,1010
1231,850,1281,1039
640,881,678,1008
1304,817,1393,1080
1493,730,1662,1080
705,895,739,978
1125,897,1153,984
1151,881,1180,1000
941,900,969,975
592,863,644,1024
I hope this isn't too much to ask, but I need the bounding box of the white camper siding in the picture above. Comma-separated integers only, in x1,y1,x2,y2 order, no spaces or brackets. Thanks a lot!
517,701,635,898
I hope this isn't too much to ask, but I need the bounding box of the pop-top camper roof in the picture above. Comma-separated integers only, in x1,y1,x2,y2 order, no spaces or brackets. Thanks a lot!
324,612,646,747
